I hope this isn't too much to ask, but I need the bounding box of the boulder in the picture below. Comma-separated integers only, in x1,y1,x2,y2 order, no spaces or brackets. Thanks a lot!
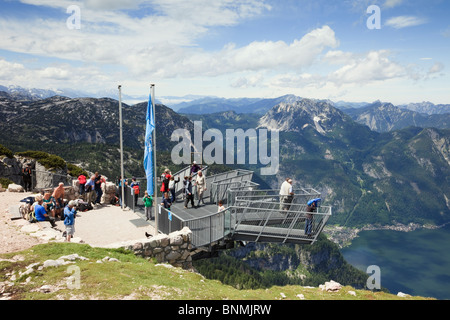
397,292,411,298
321,280,342,292
7,183,24,192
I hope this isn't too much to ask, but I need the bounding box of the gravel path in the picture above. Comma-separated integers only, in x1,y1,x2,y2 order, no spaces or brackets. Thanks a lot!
0,191,156,254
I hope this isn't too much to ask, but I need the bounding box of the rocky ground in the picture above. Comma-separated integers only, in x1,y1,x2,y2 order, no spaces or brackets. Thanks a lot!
0,190,156,255
0,191,43,254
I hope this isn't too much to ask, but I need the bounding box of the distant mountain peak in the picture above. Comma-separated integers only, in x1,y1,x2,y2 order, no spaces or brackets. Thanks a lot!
258,98,346,134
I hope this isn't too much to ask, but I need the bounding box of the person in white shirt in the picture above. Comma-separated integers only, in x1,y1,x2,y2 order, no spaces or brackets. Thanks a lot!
195,170,206,206
279,178,294,210
218,200,225,212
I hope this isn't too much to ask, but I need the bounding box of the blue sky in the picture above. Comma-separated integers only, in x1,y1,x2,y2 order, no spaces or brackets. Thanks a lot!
0,0,449,105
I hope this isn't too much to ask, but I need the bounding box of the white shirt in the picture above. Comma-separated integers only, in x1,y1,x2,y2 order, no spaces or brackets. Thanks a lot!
280,181,291,196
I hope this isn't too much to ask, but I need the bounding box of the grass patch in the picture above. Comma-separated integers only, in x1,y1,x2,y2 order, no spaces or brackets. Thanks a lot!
0,243,434,300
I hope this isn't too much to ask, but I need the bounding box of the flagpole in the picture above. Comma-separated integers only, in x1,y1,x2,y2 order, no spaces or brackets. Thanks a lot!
118,85,125,210
151,84,158,234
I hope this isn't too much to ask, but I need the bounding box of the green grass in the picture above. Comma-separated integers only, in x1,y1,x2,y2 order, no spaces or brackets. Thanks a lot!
0,243,433,300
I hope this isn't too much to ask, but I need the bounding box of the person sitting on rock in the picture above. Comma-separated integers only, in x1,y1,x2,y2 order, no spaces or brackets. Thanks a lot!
42,192,56,219
34,195,56,227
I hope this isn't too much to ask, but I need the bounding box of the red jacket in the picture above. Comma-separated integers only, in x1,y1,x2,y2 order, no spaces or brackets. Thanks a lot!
160,173,171,192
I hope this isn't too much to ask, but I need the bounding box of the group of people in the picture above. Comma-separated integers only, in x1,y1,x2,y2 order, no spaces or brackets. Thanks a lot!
30,183,77,242
279,177,319,237
158,162,207,211
77,172,105,207
183,166,207,209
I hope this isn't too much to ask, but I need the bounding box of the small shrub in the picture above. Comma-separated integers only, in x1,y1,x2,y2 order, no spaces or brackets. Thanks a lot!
16,151,66,170
67,163,88,177
0,177,14,188
0,144,14,158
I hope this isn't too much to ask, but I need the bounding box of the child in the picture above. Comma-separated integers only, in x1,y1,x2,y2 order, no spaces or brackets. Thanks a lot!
161,192,172,210
218,200,225,212
143,191,153,220
63,200,77,242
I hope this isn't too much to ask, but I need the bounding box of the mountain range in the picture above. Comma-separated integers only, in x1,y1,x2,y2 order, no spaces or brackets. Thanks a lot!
345,101,450,132
1,88,449,229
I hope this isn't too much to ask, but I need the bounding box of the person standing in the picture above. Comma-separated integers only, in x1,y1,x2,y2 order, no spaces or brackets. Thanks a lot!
22,163,32,192
130,178,140,207
190,161,201,176
160,169,171,197
161,192,172,210
279,178,291,211
52,182,65,219
305,200,317,237
77,174,87,200
218,200,225,212
94,172,103,205
169,176,180,203
195,170,206,207
63,200,77,242
143,191,153,220
184,176,195,209
84,175,96,206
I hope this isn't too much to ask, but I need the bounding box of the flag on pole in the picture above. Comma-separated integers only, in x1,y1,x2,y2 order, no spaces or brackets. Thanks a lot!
144,92,155,195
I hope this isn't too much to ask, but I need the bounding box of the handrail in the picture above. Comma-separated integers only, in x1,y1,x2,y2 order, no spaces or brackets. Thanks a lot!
156,169,332,248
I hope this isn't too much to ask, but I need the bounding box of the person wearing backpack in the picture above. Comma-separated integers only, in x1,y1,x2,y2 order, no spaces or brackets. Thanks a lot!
130,178,140,207
160,169,171,197
305,199,320,237
183,176,195,209
22,163,32,192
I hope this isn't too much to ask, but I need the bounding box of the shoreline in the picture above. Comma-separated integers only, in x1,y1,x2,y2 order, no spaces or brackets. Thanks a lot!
324,222,450,249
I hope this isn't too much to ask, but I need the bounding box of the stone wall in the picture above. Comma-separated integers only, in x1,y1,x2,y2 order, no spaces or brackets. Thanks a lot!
105,227,194,270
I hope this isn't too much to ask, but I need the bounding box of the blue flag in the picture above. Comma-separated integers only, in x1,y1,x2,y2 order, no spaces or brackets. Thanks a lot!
143,93,155,195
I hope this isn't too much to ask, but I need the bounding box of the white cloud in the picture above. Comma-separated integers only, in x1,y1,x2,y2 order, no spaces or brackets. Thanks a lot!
0,58,112,90
116,25,339,79
385,16,427,29
428,62,444,75
269,50,412,90
328,50,407,85
270,73,324,89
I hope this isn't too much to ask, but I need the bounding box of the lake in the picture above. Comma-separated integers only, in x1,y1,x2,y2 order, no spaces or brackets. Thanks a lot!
340,224,450,300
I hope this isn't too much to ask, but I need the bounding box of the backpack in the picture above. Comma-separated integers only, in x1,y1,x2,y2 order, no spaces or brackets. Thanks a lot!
307,198,321,207
23,167,31,177
133,184,140,195
78,175,86,185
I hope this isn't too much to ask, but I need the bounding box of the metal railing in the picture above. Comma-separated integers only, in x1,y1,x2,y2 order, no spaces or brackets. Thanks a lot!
158,205,232,247
156,169,331,247
230,201,332,244
209,172,256,205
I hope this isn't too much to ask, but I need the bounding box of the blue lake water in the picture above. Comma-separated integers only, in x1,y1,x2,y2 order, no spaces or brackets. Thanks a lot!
340,224,450,300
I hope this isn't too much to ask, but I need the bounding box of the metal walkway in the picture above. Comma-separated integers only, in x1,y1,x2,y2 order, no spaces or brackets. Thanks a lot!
156,167,332,250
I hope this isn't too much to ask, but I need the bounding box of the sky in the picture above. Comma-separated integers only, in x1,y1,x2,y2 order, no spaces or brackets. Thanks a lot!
0,0,449,105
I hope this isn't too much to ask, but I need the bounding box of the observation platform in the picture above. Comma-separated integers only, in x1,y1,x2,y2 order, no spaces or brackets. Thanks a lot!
150,166,332,252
